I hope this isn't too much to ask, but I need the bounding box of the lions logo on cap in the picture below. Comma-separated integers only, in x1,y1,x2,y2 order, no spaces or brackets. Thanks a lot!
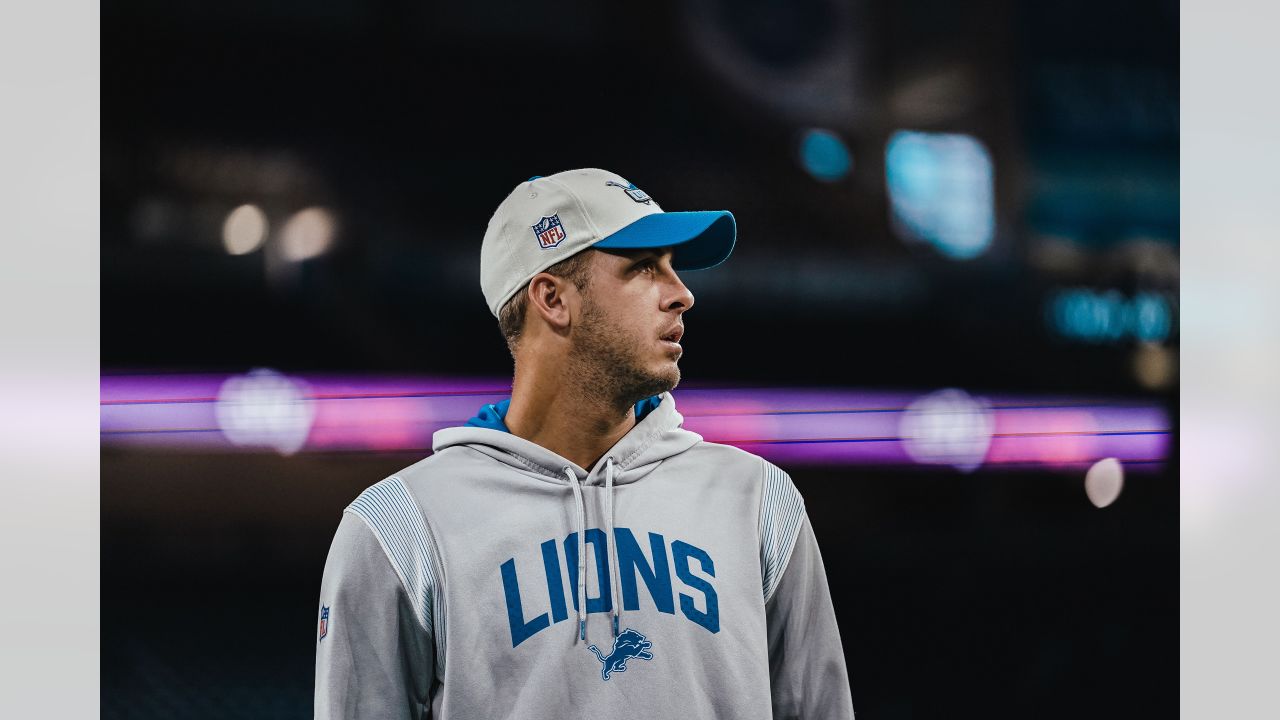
605,180,652,205
532,214,567,249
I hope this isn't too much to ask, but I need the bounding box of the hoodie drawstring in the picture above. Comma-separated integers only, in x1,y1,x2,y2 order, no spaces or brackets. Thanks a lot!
605,457,622,638
564,466,588,642
564,458,623,645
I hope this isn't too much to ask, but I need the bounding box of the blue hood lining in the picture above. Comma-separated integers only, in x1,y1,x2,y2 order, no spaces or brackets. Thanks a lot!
465,395,663,433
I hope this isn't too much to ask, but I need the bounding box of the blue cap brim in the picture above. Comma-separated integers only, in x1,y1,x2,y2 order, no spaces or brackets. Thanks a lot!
593,211,736,271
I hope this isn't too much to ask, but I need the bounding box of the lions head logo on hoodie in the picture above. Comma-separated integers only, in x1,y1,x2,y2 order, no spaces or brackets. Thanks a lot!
588,628,654,681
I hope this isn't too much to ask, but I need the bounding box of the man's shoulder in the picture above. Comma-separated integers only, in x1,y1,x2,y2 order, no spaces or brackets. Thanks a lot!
342,446,480,514
387,444,485,486
682,438,782,477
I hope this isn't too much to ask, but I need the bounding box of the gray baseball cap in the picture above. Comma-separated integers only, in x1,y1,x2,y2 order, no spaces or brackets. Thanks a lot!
480,168,736,317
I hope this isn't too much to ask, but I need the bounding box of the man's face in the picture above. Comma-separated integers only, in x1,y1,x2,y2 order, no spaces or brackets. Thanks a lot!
567,247,695,406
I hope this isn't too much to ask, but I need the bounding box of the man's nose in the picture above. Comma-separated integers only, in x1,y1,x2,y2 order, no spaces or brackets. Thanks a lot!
665,272,695,313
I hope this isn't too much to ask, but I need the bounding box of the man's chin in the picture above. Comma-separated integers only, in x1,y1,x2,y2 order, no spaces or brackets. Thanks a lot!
625,366,680,404
650,367,682,397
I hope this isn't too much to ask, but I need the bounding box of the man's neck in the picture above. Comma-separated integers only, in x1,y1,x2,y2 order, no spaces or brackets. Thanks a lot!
504,366,637,472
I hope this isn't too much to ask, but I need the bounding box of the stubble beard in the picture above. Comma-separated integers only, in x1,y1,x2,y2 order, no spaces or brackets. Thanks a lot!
566,294,681,411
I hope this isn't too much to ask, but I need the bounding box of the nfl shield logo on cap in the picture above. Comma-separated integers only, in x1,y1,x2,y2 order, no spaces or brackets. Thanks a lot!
532,214,567,249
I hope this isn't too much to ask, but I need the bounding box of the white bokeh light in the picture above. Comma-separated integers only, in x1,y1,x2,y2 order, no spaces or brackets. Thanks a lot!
214,368,315,455
1084,457,1125,508
222,203,268,255
280,206,337,261
899,388,995,473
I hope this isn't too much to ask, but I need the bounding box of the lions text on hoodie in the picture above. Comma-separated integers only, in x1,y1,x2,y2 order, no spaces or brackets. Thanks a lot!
315,392,855,719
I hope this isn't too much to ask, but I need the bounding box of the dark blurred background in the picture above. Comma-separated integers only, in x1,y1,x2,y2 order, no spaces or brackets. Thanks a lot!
101,0,1178,717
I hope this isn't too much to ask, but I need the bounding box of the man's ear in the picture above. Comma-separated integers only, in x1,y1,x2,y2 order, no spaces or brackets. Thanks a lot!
527,272,575,332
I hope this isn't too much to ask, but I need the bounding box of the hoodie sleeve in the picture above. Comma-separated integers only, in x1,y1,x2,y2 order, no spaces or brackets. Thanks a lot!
759,461,855,720
315,502,437,719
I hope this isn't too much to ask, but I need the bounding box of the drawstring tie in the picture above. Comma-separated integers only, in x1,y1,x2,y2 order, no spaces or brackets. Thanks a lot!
563,457,623,644
563,466,588,642
605,457,622,638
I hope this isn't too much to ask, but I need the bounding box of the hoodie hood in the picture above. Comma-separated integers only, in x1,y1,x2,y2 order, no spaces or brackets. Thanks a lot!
432,392,700,486
431,391,703,644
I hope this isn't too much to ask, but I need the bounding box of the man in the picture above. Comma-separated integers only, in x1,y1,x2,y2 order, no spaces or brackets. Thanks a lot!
315,168,855,719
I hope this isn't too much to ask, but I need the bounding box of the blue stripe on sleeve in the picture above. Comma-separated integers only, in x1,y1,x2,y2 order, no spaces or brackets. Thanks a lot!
346,476,443,656
759,461,805,604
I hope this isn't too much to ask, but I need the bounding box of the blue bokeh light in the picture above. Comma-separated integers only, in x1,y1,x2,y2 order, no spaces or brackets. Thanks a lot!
799,128,853,182
1048,288,1173,343
885,130,995,260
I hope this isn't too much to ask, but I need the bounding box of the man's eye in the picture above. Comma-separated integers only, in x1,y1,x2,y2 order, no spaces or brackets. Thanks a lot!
636,260,657,273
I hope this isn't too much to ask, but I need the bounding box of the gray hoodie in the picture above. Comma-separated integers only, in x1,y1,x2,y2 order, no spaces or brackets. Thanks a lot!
315,391,854,719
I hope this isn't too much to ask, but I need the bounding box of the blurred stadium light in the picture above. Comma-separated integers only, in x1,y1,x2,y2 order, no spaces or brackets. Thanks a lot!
214,368,315,455
1132,342,1176,391
279,207,337,262
1084,457,1124,508
1048,288,1174,344
222,203,268,255
799,128,853,182
899,388,994,473
886,130,995,260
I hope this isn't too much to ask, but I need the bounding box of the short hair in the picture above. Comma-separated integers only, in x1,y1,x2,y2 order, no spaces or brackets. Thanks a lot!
497,249,595,358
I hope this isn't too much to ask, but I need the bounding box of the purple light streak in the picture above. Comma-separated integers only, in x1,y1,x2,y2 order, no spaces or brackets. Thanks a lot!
100,373,1170,472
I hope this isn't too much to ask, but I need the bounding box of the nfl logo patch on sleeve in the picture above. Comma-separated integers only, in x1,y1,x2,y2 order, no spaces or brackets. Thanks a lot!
318,605,330,642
